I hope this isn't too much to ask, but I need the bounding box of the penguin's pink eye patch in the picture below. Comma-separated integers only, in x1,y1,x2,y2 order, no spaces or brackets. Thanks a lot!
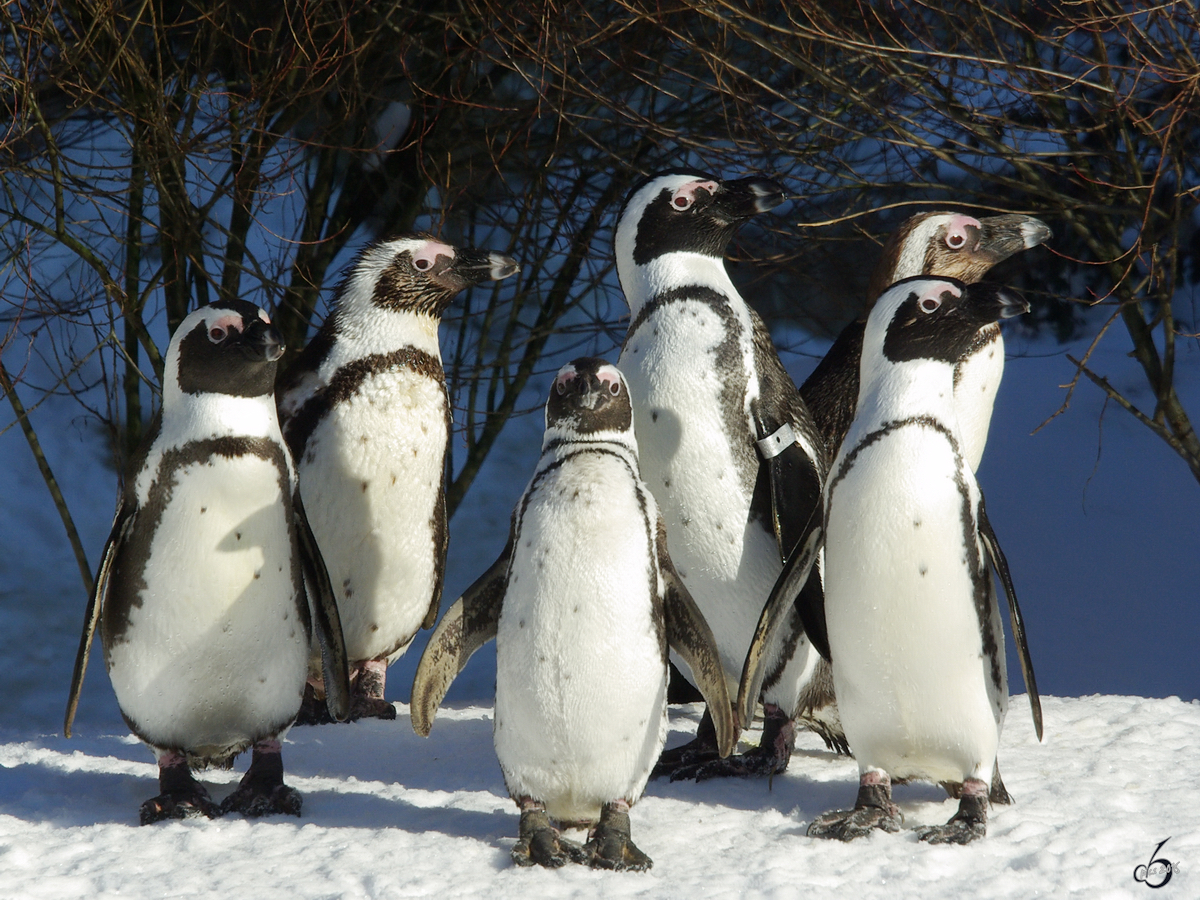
412,241,456,272
596,369,622,395
944,215,981,251
554,368,577,395
206,314,244,343
670,180,718,211
917,282,961,314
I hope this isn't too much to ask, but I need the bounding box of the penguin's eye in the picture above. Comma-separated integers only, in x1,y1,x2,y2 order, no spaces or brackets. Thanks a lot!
919,295,942,314
413,256,433,271
208,326,228,343
945,231,967,250
671,192,694,211
609,380,621,396
556,380,566,395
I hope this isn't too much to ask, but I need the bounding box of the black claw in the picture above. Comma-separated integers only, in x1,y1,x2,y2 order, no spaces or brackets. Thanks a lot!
141,758,221,824
293,683,337,726
139,786,221,825
652,710,721,779
512,808,588,868
809,779,902,841
220,744,302,818
917,788,988,844
586,804,652,872
349,696,397,721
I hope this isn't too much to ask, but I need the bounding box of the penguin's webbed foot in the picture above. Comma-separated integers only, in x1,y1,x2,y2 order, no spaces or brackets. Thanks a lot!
219,740,302,819
511,807,589,868
917,778,988,844
651,709,721,779
585,801,652,872
140,751,220,825
292,681,337,726
678,703,794,781
139,786,220,825
344,659,397,721
808,772,902,841
348,696,398,721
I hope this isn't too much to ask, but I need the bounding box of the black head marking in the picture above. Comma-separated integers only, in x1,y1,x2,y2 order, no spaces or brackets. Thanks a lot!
175,300,284,398
363,234,518,317
545,357,633,436
881,277,1028,365
624,171,786,265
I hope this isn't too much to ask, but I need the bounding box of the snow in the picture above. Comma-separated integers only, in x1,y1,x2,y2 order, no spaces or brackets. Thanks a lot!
1,695,1196,898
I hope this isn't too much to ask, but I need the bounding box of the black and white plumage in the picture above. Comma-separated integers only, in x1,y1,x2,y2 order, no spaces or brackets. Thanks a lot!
614,170,839,779
277,234,518,721
752,277,1042,844
65,300,350,825
800,211,1052,467
410,358,734,871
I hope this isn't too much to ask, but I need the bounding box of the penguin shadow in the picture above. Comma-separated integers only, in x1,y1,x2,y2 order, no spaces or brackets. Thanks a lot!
0,734,166,826
284,708,516,842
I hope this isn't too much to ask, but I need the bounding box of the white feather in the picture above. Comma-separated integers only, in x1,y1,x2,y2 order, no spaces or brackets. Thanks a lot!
494,442,667,822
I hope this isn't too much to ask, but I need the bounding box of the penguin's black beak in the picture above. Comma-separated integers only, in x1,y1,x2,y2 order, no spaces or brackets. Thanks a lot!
437,248,520,292
977,214,1053,262
713,177,787,220
239,318,286,363
967,284,1030,323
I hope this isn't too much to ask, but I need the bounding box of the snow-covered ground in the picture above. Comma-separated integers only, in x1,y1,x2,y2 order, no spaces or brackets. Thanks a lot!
1,695,1195,898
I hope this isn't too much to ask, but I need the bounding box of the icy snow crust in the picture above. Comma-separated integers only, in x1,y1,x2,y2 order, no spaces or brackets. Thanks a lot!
0,696,1196,898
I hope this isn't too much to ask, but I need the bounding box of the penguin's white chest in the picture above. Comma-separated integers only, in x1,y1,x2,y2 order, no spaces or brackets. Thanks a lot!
494,452,667,822
108,452,307,758
619,302,777,691
825,421,1004,784
299,366,447,662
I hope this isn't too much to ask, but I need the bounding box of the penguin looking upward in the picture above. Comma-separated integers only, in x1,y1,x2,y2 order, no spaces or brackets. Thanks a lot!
615,170,839,780
800,211,1052,466
277,234,518,722
746,277,1042,844
410,358,734,871
64,300,350,824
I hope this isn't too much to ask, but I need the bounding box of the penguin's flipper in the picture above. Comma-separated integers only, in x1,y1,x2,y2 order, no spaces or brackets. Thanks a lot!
410,535,511,737
738,525,824,728
978,500,1043,741
751,407,824,566
656,517,736,758
64,499,131,737
422,486,450,631
295,490,351,723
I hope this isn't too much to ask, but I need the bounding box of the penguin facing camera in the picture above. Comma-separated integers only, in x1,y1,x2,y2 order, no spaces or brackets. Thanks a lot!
411,358,734,871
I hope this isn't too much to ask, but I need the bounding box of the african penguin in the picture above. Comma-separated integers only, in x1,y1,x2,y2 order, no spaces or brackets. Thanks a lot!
800,211,1052,467
614,170,839,780
410,358,734,871
277,234,518,721
64,300,350,825
798,276,1042,843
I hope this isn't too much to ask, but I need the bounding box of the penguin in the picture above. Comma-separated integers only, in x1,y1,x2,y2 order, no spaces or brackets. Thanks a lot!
63,299,350,825
410,358,734,870
613,170,838,780
276,234,518,721
800,211,1052,467
743,277,1042,844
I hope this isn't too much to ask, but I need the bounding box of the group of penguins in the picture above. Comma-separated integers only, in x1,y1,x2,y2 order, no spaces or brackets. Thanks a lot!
64,169,1051,870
